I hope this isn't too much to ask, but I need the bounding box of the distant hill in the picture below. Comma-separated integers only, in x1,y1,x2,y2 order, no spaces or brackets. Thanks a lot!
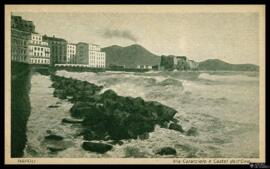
101,45,259,71
198,59,259,71
101,44,160,68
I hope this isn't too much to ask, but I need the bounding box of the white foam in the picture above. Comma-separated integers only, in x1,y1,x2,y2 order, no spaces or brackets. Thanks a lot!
198,73,257,82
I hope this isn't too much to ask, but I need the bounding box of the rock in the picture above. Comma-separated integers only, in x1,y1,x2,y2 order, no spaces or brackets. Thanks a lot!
171,118,179,123
82,112,107,127
138,132,149,140
105,109,131,140
70,102,97,118
46,130,52,134
51,76,103,102
168,123,184,133
62,118,83,124
45,140,74,152
51,82,61,89
156,147,177,155
126,116,155,137
48,105,59,108
82,142,113,153
64,85,77,96
186,127,199,136
145,101,177,122
51,75,179,141
159,105,178,122
160,121,169,128
53,89,66,99
44,134,63,141
83,126,108,141
47,146,66,152
101,90,118,100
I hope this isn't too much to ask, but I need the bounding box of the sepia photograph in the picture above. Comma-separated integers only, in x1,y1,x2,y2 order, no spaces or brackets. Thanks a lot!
5,5,265,164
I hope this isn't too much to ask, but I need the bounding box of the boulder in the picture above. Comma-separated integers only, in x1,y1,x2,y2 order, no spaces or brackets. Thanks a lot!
186,127,199,136
83,124,108,141
70,102,98,118
51,75,179,142
47,146,66,152
82,111,107,127
64,86,77,96
82,142,113,153
156,147,177,155
159,105,177,122
44,134,64,141
171,118,179,123
145,101,177,122
62,118,83,124
84,83,101,94
51,82,61,89
101,90,118,100
46,140,74,152
160,121,169,128
168,123,184,133
48,105,59,108
53,89,66,99
138,132,149,140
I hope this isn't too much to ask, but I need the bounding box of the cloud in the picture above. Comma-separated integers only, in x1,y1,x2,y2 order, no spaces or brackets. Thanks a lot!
102,29,137,42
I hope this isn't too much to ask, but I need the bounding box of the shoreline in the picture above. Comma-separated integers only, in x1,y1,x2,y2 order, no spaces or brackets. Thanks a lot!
28,73,194,156
22,70,259,158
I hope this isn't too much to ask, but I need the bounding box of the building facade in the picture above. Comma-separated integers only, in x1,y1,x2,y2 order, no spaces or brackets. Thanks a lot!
136,65,152,69
76,42,89,65
43,35,67,65
11,15,35,32
173,56,188,70
11,15,35,63
88,44,106,68
173,56,187,65
160,55,174,70
66,43,76,64
28,33,50,64
89,43,100,51
187,60,199,70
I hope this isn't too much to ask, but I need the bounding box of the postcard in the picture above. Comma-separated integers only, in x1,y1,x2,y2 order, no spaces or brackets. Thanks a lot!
5,5,265,165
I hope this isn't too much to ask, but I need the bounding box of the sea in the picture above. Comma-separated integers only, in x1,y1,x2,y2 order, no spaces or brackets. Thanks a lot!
23,70,260,158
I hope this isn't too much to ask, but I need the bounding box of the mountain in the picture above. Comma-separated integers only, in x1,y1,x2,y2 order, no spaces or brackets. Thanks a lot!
101,44,160,68
198,59,259,71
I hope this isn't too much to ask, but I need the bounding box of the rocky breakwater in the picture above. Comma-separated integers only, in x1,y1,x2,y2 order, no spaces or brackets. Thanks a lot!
50,74,187,155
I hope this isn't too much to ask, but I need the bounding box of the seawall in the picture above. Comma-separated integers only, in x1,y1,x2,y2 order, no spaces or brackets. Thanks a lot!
11,61,32,157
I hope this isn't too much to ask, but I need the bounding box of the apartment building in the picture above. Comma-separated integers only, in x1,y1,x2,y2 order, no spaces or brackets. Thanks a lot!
11,15,35,63
67,43,76,64
43,35,67,65
88,44,106,68
28,33,50,64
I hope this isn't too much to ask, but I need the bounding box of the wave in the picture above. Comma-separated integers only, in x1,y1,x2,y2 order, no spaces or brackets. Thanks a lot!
156,78,183,87
198,73,258,82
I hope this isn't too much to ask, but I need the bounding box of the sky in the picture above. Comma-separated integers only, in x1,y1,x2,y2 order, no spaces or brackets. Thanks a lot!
14,12,260,64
